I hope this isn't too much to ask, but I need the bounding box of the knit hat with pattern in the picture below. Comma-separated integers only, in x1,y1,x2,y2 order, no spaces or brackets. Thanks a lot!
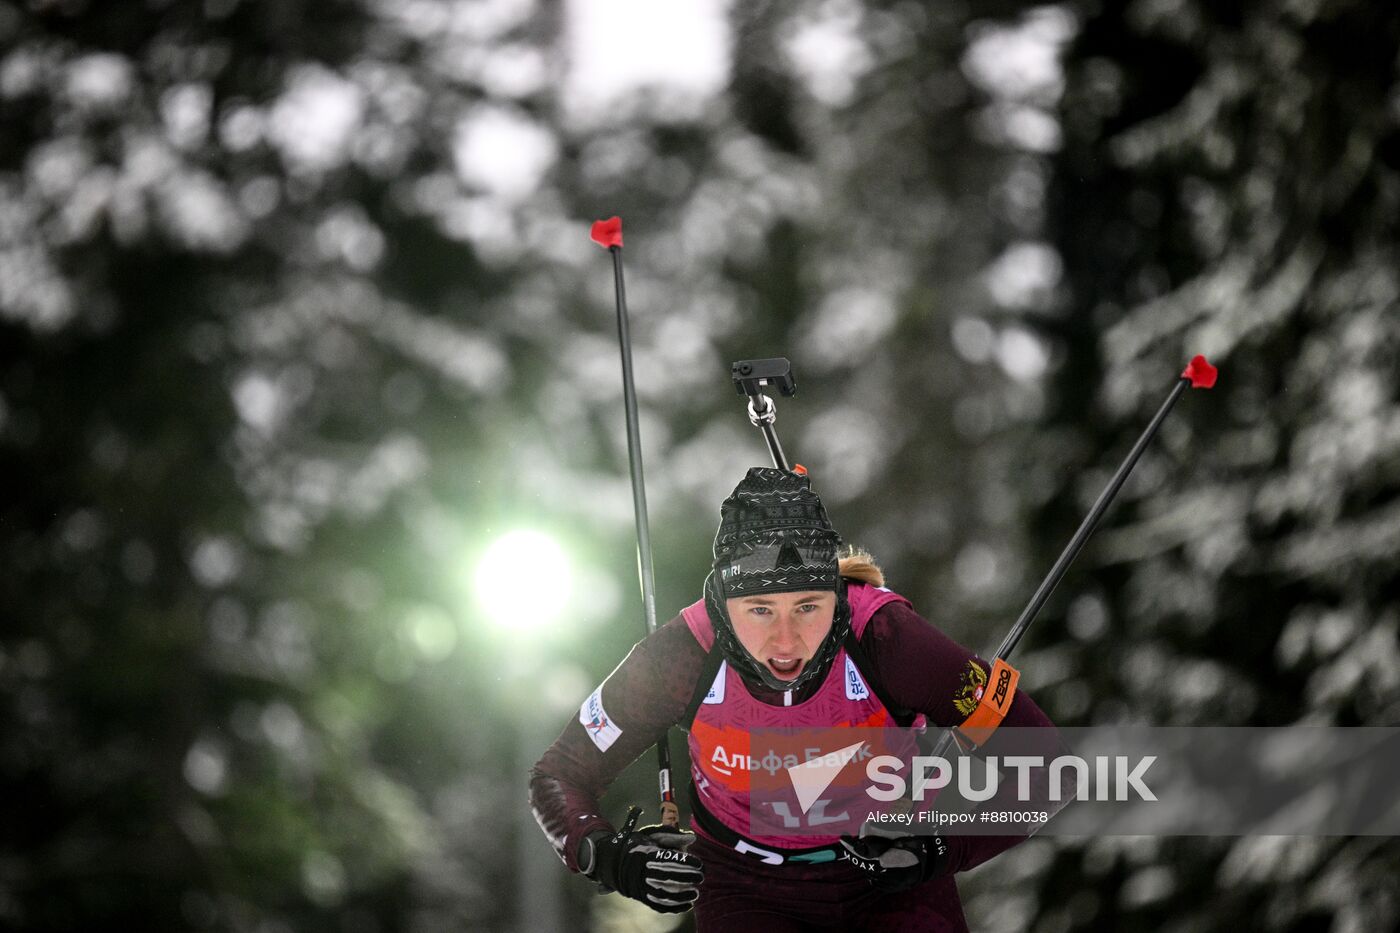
711,467,842,596
703,467,849,694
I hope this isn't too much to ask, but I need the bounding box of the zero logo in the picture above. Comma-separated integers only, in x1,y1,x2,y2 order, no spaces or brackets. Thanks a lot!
993,668,1012,707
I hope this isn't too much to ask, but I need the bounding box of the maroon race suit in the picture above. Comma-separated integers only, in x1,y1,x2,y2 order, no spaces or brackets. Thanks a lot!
530,587,1059,931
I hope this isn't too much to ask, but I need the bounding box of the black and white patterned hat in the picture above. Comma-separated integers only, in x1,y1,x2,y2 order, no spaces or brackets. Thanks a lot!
711,467,841,597
704,467,850,694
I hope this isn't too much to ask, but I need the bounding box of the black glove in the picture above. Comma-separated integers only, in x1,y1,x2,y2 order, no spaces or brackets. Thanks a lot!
839,822,949,892
580,807,705,914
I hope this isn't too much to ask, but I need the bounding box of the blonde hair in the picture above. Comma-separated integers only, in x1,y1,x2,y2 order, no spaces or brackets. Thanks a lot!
838,546,885,588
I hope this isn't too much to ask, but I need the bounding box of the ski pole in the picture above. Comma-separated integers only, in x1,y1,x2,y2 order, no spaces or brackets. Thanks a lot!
992,355,1217,662
589,216,679,827
931,354,1218,760
730,358,798,471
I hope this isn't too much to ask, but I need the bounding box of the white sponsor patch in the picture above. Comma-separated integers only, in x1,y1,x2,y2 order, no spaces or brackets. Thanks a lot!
579,686,622,752
703,661,727,704
845,655,870,701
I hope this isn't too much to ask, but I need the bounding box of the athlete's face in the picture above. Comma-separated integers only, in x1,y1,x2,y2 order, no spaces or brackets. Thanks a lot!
726,590,836,683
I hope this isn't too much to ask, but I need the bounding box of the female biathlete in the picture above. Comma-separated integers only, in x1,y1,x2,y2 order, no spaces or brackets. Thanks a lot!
530,467,1059,931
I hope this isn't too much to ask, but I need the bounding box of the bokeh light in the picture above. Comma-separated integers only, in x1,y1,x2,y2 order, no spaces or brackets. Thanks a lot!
473,529,573,631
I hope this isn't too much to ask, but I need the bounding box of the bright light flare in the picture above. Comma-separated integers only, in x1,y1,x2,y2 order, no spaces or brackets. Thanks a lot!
474,529,573,631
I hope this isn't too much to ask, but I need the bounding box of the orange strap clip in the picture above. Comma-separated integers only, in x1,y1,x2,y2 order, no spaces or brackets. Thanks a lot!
954,658,1020,751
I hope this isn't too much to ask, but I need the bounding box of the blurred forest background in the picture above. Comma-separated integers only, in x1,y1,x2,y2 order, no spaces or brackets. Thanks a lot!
2,0,1398,930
